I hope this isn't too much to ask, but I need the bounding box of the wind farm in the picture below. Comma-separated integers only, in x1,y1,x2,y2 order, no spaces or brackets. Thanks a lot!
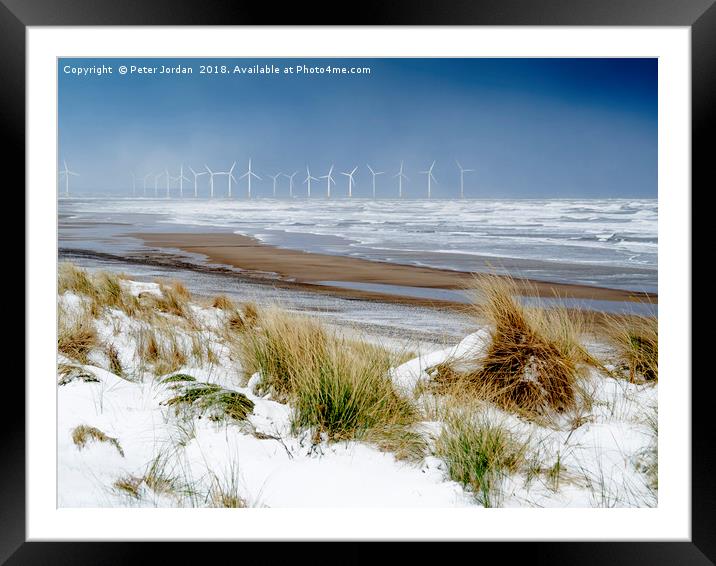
59,158,486,199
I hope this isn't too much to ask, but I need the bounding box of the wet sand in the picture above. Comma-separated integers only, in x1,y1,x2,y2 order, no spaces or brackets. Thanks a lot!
134,231,655,303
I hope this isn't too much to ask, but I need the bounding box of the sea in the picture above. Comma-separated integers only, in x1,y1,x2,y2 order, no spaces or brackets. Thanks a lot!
59,197,657,294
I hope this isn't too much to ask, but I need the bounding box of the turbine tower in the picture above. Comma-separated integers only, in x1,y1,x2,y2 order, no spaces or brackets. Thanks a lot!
418,161,437,199
455,160,474,199
366,164,384,199
239,158,260,198
165,168,171,198
393,161,408,199
321,165,335,198
205,165,216,198
304,166,319,198
176,164,189,198
131,173,137,197
341,166,358,198
224,161,237,197
59,160,79,197
189,166,206,198
284,171,298,198
268,172,282,198
142,173,152,197
154,172,164,197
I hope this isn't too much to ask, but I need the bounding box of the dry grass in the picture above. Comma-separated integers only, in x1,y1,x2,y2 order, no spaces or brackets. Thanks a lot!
237,308,327,400
428,275,593,420
59,262,142,317
147,283,192,319
135,325,190,377
606,314,658,382
112,453,189,502
211,294,235,310
58,308,98,364
238,308,420,446
58,262,96,296
95,272,141,316
58,363,99,385
105,343,124,377
208,463,247,508
435,412,527,507
113,476,142,499
224,302,261,335
242,302,259,326
71,424,124,457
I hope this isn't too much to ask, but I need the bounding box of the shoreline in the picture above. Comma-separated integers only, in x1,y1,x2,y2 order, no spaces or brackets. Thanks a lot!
132,231,656,304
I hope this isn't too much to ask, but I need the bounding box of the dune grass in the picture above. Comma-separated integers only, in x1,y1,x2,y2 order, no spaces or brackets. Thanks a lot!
224,301,261,334
58,262,142,317
58,262,96,296
105,343,124,377
435,413,526,507
637,403,658,491
428,275,594,420
135,325,190,377
238,307,420,446
606,314,658,382
207,462,247,508
211,294,235,310
113,452,195,503
71,424,124,457
58,306,98,364
146,281,192,319
164,381,255,422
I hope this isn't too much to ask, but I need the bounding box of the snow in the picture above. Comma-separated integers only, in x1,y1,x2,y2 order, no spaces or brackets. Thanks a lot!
390,328,490,393
58,359,472,508
58,274,657,508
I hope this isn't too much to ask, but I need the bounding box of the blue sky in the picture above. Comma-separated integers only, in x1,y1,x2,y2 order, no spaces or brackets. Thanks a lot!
58,58,657,198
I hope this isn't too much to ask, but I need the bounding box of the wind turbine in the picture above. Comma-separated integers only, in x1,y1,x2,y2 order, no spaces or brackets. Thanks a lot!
304,166,319,198
239,158,260,198
341,166,358,198
59,160,79,196
321,165,335,198
455,160,474,199
131,173,137,197
366,164,384,199
205,165,216,198
189,166,206,198
154,172,164,197
284,171,298,198
268,172,282,198
224,161,237,197
393,161,408,199
165,168,171,198
142,173,152,197
418,160,437,199
175,164,189,198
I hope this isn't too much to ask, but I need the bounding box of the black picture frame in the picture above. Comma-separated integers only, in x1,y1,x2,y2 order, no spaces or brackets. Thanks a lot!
8,1,710,563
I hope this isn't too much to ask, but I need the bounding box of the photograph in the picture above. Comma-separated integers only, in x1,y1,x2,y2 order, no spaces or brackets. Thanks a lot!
56,56,659,509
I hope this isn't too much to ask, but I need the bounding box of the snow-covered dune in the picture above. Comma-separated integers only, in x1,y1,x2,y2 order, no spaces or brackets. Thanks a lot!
57,272,657,508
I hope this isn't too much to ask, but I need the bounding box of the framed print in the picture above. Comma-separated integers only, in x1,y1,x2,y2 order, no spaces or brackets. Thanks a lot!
10,0,712,563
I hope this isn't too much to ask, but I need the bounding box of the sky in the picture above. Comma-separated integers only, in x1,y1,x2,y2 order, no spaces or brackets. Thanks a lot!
58,57,657,199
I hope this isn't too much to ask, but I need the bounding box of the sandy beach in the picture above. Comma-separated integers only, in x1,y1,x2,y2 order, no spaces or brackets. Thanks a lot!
135,231,656,304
